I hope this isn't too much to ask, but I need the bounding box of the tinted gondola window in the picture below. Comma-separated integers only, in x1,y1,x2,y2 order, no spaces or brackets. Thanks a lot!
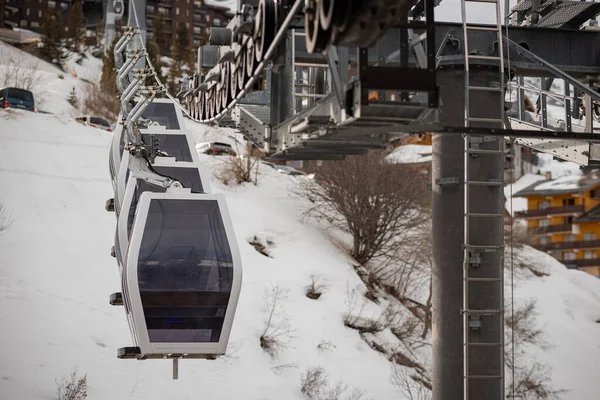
142,103,180,129
141,134,193,161
127,169,204,239
137,199,234,343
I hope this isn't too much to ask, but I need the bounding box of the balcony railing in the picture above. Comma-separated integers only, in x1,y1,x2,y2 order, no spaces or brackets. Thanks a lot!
563,258,600,269
529,223,573,236
534,239,600,252
515,204,585,219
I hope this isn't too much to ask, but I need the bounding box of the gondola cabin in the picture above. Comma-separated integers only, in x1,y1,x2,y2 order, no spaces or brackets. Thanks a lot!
114,131,200,215
119,190,242,359
109,99,188,187
116,160,212,266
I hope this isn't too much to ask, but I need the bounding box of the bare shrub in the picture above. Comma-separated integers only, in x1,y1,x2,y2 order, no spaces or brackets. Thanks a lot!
505,220,533,248
81,78,119,121
391,364,431,400
343,282,367,328
505,299,544,350
306,275,324,300
0,201,13,233
56,367,87,400
506,362,567,400
260,284,293,358
301,366,328,400
317,340,336,352
301,366,368,400
215,142,262,186
0,45,42,91
295,150,430,265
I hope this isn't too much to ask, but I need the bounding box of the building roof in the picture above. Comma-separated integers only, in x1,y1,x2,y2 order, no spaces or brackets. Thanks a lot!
386,144,432,165
574,204,600,223
513,174,600,197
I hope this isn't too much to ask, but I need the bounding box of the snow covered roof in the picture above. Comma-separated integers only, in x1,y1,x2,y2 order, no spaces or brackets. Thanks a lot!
513,174,600,197
386,144,432,165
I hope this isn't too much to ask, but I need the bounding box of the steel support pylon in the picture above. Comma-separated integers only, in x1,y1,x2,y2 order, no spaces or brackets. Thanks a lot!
461,0,506,398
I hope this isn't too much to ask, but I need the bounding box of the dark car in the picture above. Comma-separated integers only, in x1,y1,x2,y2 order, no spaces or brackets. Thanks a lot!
196,141,238,156
76,116,113,132
0,87,35,112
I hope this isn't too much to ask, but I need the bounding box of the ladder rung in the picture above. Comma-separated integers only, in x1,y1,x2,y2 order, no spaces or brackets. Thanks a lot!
467,55,502,61
468,85,502,92
468,149,504,154
467,212,503,218
468,181,503,186
466,375,503,380
464,245,503,250
465,309,503,315
467,342,503,347
466,277,502,282
466,26,500,32
465,0,499,4
468,117,504,123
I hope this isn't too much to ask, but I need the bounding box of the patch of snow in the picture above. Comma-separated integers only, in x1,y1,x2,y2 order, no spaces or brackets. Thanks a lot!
505,173,547,216
386,145,432,164
534,152,583,178
533,175,584,192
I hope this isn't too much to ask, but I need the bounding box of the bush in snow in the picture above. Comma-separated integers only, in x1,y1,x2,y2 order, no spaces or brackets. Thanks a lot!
215,142,262,186
300,366,368,400
260,284,294,358
305,275,324,300
67,87,78,108
56,367,87,400
0,200,12,233
0,45,42,91
391,365,431,400
295,150,430,265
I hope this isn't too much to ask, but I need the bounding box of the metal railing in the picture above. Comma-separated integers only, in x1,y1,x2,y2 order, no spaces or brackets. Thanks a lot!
507,77,599,133
514,204,585,218
534,238,600,252
528,223,574,236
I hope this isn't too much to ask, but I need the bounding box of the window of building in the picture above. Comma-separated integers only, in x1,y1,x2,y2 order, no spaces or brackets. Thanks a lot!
538,201,550,210
563,198,575,206
186,10,189,16
186,22,190,28
193,26,201,34
26,8,30,16
563,252,577,261
539,236,550,245
564,234,577,242
39,10,42,17
563,216,574,224
538,219,550,227
146,5,154,14
20,20,27,27
31,21,39,28
176,7,179,15
48,1,56,8
194,39,200,47
214,18,221,26
584,251,597,259
584,232,596,241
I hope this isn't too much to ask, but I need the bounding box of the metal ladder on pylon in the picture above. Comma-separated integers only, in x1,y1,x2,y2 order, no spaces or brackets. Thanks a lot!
461,0,506,398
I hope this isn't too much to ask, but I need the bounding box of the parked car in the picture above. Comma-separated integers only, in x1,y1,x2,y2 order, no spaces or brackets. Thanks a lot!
75,116,113,132
275,165,308,177
0,87,35,112
196,141,237,156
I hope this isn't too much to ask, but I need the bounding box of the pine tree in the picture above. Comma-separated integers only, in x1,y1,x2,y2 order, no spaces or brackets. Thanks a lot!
145,41,165,86
168,23,191,93
67,1,85,53
100,36,119,96
67,86,78,108
40,11,68,67
151,15,170,58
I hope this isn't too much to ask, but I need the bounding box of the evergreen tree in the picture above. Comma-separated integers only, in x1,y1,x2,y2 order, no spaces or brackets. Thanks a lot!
67,1,85,53
145,41,165,87
67,86,78,108
151,15,170,58
168,23,192,93
40,11,68,67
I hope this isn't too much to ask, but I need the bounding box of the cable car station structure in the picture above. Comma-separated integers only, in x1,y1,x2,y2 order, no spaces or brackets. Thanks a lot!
106,0,600,397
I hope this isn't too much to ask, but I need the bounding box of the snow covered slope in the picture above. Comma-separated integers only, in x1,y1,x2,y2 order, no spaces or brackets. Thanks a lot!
1,107,599,399
1,43,599,399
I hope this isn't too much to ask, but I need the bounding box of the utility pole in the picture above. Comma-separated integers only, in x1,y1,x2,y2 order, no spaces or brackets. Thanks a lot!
432,69,505,400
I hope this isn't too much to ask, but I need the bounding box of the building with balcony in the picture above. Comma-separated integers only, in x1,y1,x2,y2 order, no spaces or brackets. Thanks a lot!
145,0,233,48
1,0,104,33
513,172,600,277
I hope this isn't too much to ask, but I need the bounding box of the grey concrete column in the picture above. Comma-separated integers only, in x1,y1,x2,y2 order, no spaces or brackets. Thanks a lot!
433,68,504,400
